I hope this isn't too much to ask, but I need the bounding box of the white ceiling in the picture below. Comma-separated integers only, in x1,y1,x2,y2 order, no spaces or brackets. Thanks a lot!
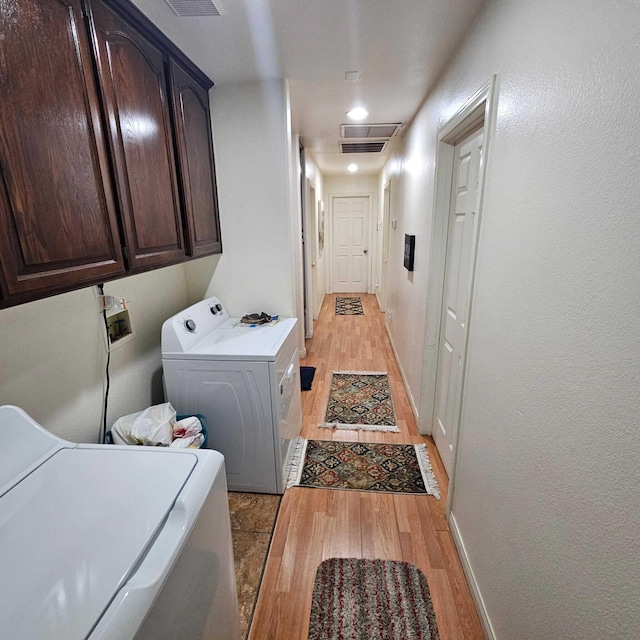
130,0,487,175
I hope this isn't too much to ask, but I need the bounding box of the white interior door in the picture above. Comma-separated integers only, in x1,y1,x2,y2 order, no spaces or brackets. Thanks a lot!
433,127,484,476
379,185,391,311
307,184,318,321
331,196,370,293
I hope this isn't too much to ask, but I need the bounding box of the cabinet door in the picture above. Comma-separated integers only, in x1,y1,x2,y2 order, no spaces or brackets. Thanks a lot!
87,0,185,270
0,0,125,301
170,60,222,256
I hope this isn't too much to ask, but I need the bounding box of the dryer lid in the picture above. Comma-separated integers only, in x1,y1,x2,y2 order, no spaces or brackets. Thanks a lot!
0,447,196,640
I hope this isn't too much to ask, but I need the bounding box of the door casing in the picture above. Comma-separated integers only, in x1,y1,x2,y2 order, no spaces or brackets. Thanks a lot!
419,77,498,508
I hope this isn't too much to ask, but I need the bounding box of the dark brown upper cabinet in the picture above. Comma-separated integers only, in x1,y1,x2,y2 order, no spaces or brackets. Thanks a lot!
0,0,222,308
170,60,222,256
86,0,186,271
0,0,125,301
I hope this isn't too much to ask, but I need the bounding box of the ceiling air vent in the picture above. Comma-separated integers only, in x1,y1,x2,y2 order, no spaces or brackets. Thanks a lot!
340,123,402,139
164,0,226,16
340,141,388,154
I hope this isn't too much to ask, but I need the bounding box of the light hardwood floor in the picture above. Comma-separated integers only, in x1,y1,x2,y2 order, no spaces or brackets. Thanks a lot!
248,294,484,640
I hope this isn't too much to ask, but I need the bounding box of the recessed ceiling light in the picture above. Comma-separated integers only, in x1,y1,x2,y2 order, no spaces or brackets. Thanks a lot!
347,163,358,173
346,107,368,121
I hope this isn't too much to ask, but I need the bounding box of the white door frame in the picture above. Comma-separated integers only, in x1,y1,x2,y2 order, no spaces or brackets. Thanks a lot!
419,76,498,506
326,192,374,294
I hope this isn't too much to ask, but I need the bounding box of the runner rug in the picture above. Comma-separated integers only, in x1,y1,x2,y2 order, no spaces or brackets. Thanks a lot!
321,371,399,432
287,439,440,498
308,558,440,640
335,296,364,315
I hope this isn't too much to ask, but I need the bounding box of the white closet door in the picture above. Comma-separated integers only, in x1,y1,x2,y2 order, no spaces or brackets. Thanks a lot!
433,127,484,476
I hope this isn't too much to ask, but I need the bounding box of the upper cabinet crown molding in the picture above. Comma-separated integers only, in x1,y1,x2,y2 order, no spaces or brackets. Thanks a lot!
99,0,213,90
0,0,222,308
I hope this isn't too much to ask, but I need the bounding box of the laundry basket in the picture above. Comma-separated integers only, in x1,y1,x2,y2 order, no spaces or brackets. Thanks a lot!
177,413,209,449
105,413,208,448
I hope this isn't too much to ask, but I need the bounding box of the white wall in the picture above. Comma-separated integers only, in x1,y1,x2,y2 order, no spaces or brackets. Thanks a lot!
0,266,188,442
378,146,430,420
184,79,296,320
324,174,379,294
383,0,640,638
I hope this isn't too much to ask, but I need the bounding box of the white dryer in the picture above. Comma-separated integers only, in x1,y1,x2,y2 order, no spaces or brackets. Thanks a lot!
161,297,302,495
0,405,241,640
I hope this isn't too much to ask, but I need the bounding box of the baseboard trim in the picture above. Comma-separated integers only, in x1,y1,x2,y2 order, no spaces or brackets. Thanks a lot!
449,513,496,640
384,321,420,426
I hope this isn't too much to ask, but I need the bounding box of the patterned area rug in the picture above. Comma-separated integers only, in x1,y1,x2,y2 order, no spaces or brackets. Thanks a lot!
289,439,440,498
322,371,399,432
335,296,364,315
309,558,440,640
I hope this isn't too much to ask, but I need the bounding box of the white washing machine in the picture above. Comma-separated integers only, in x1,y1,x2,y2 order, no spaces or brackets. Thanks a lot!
162,296,302,494
0,405,241,640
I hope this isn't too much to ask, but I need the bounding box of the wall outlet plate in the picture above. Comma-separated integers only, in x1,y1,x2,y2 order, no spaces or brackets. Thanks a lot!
106,308,134,351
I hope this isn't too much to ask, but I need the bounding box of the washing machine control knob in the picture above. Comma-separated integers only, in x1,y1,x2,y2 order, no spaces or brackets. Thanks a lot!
210,306,217,315
215,303,223,312
184,319,197,332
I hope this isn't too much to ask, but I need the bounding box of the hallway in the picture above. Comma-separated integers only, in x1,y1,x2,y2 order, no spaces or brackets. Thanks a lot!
248,294,485,639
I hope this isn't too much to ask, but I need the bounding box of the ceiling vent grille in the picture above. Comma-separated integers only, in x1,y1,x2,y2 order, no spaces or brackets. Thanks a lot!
340,141,388,154
164,0,226,16
340,123,402,139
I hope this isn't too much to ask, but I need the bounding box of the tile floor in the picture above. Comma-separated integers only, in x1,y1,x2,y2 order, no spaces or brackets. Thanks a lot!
228,492,281,638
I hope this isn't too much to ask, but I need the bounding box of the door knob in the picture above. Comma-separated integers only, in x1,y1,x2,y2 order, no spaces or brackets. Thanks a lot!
363,249,368,255
311,262,316,267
